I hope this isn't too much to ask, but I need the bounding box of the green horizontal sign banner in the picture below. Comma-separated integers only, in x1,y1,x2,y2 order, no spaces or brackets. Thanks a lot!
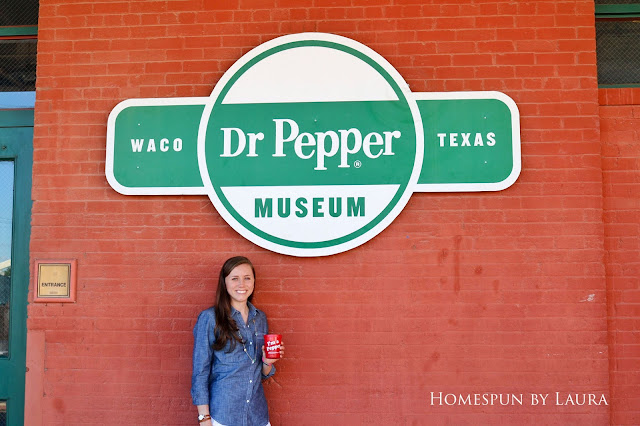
107,93,519,194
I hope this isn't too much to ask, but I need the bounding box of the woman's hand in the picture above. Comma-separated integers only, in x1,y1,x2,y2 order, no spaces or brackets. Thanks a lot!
261,340,285,366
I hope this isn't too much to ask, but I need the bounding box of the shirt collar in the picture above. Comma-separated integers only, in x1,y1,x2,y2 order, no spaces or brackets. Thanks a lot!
230,302,257,320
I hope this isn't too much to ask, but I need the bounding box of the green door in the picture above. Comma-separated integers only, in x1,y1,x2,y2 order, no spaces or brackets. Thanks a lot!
0,110,33,426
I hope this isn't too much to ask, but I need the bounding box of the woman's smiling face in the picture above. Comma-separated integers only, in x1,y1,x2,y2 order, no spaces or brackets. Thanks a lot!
225,263,255,308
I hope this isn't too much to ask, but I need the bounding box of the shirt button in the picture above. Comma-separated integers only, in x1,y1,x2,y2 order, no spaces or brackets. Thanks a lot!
249,342,252,345
246,400,250,403
250,380,253,383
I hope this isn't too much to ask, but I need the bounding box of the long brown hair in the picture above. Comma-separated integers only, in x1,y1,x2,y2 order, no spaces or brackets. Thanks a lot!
212,256,255,352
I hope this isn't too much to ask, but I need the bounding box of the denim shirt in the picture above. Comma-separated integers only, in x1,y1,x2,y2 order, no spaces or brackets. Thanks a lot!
191,303,275,426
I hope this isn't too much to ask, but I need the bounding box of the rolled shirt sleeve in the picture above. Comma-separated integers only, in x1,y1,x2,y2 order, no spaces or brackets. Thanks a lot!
262,363,276,380
191,308,216,405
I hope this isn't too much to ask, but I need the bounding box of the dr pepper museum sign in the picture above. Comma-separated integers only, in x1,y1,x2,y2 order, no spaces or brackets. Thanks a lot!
106,33,521,257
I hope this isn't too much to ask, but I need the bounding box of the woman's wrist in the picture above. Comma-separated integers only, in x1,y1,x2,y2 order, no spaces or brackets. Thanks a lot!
197,413,211,423
262,358,273,374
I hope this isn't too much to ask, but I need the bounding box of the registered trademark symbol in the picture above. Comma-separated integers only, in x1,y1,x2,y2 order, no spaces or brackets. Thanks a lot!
354,160,362,168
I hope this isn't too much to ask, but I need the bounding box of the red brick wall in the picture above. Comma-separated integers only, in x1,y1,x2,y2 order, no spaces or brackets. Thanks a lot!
600,90,640,426
28,0,611,424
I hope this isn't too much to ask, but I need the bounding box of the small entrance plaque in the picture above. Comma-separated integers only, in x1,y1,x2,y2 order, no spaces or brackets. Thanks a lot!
33,260,77,303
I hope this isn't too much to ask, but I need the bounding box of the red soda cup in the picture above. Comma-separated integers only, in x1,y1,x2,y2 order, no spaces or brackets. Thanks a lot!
264,334,282,359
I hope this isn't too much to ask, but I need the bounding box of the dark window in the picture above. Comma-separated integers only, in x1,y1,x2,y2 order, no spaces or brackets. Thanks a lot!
0,40,37,92
596,3,640,87
0,401,6,426
596,20,640,85
0,0,39,27
596,0,640,4
0,0,39,93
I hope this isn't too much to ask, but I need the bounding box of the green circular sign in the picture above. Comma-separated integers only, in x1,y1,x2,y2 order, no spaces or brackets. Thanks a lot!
197,33,423,256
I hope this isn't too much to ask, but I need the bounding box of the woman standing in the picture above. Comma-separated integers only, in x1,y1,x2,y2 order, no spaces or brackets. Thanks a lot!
191,256,284,426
